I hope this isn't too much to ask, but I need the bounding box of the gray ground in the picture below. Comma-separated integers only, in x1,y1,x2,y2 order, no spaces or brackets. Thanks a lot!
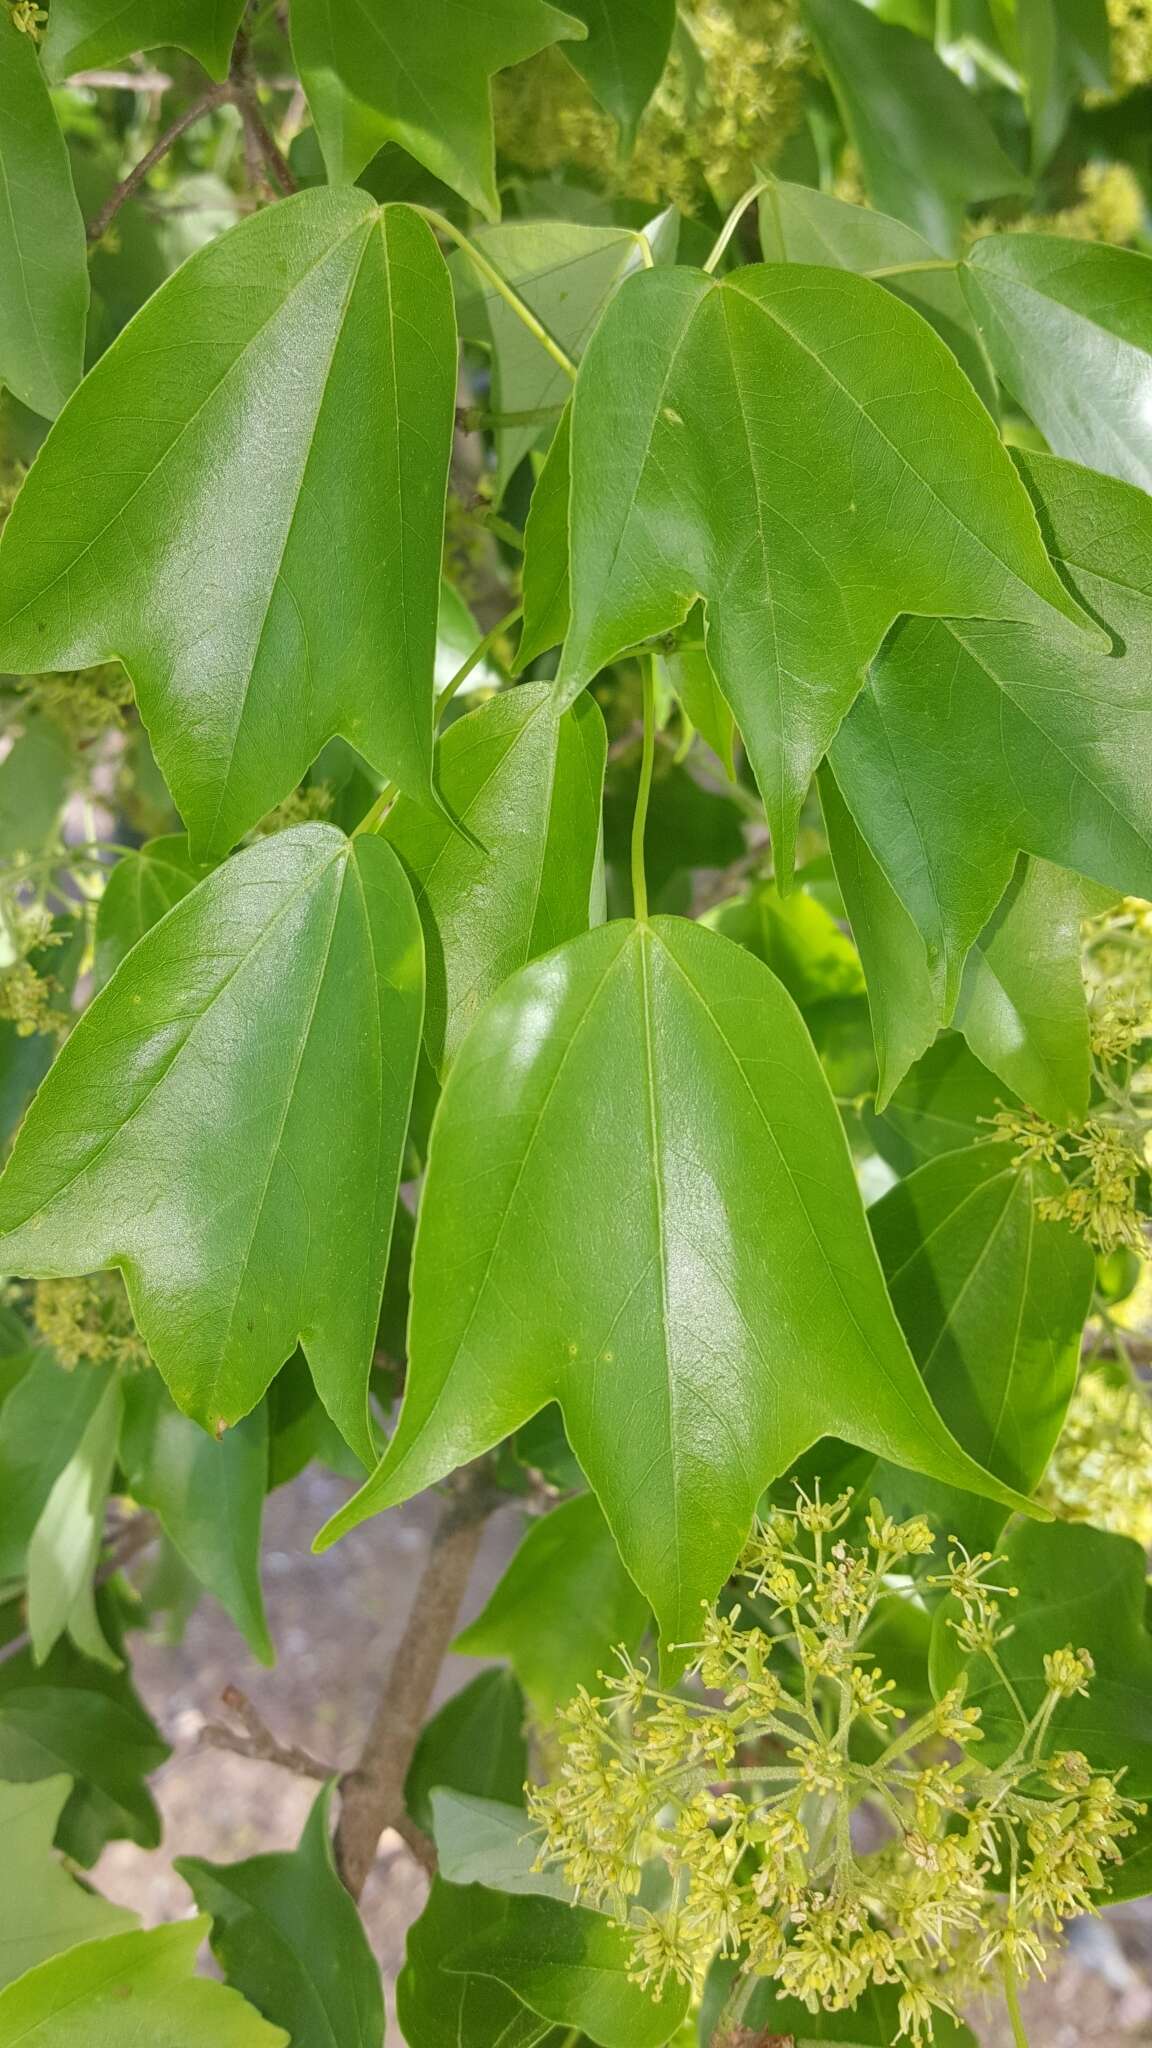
94,1467,1152,2045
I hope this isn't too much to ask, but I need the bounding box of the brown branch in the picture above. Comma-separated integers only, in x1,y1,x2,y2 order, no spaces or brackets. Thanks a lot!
199,1684,334,1781
87,85,232,243
334,1461,502,1897
237,92,298,196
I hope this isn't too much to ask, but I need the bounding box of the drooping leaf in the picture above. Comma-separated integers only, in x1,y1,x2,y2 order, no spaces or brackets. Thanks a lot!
119,1374,271,1662
405,1668,528,1835
0,10,88,420
430,1790,569,1901
0,193,456,858
933,1519,1152,1791
953,858,1105,1122
178,1784,384,2048
43,1,247,79
27,1374,122,1670
321,918,1034,1653
553,262,1087,876
757,178,996,410
0,1352,111,1582
399,1879,561,2048
0,1919,290,2047
864,1141,1094,1548
0,1776,134,1988
1016,0,1111,166
0,827,424,1462
454,222,652,493
384,686,605,1071
449,1892,689,2047
454,1492,648,1721
799,0,1029,252
93,835,211,988
829,453,1152,1024
290,0,584,212
963,236,1152,490
560,0,675,142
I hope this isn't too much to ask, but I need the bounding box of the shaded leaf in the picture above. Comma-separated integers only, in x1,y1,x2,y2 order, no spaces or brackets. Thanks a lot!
321,918,1033,1654
43,1,247,79
405,1668,528,1836
93,835,211,988
963,236,1152,490
864,1034,1013,1176
758,178,996,410
119,1374,271,1662
731,1974,977,2043
0,11,88,420
800,0,1029,252
561,0,675,142
0,1776,133,1988
178,1784,384,2048
430,1790,569,1901
0,1919,289,2047
0,827,424,1462
658,626,736,777
385,686,605,1071
0,193,456,858
449,1892,688,2046
0,1352,111,1582
454,1492,648,1720
1016,0,1111,166
27,1374,121,1669
399,1879,561,2048
291,0,584,213
554,262,1086,876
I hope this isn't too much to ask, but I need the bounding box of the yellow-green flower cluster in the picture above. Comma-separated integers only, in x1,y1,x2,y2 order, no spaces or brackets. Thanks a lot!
995,1106,1148,1257
17,664,135,747
528,1491,1141,2044
1084,896,1152,1062
1042,1368,1152,1545
0,900,68,1040
33,1274,151,1371
7,2,46,39
1109,0,1152,87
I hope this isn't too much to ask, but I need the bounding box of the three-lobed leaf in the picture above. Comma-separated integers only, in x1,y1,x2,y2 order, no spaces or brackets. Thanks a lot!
0,192,456,858
320,917,1034,1654
0,826,424,1463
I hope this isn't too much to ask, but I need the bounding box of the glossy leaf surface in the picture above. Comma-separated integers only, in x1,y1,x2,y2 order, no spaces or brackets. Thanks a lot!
800,0,1028,251
454,1491,648,1720
0,10,88,420
0,827,424,1461
385,687,605,1071
555,262,1086,875
179,1785,384,2048
0,192,456,858
0,1776,133,1986
322,918,1033,1650
0,1920,289,2047
964,236,1152,490
449,1892,689,2046
43,2,246,78
0,1352,110,1582
291,0,583,211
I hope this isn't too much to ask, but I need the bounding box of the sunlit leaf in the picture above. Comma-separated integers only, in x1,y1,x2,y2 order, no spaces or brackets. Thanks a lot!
0,1776,133,1988
43,1,247,79
0,1919,289,2047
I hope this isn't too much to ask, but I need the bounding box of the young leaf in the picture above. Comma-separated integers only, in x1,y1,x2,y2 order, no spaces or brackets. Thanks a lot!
554,263,1089,877
405,1668,528,1834
757,178,997,411
321,918,1035,1653
448,1892,689,2046
934,1519,1152,1791
0,1776,134,1988
119,1375,272,1663
953,858,1104,1122
0,9,88,420
800,0,1029,252
560,0,674,142
963,236,1152,490
0,193,456,859
94,836,212,988
864,1140,1094,1548
430,1791,569,1901
0,827,424,1463
0,1352,111,1581
454,1492,649,1721
454,222,651,494
1016,0,1111,167
290,0,584,211
27,1375,122,1671
829,454,1152,1019
178,1784,384,2048
399,1879,560,2048
0,1919,290,2047
384,687,606,1071
43,1,247,79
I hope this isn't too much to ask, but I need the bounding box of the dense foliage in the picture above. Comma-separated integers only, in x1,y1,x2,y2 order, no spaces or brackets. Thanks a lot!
0,0,1151,2042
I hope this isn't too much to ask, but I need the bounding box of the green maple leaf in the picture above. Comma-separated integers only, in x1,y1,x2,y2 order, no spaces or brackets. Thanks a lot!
42,0,246,79
0,9,88,421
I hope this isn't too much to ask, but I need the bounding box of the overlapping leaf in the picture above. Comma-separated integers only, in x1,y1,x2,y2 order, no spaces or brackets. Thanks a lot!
291,0,584,211
552,262,1088,875
406,1670,527,1835
448,1893,688,2046
399,1880,560,2048
0,827,424,1462
42,1,246,78
0,1919,289,2047
320,918,1033,1651
0,1777,133,1987
560,0,674,142
0,192,456,858
27,1374,122,1670
0,10,88,420
94,836,210,987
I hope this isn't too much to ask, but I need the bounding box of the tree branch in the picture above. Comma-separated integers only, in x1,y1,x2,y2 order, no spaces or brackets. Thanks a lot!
87,86,232,243
334,1461,502,1897
200,1684,334,1780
